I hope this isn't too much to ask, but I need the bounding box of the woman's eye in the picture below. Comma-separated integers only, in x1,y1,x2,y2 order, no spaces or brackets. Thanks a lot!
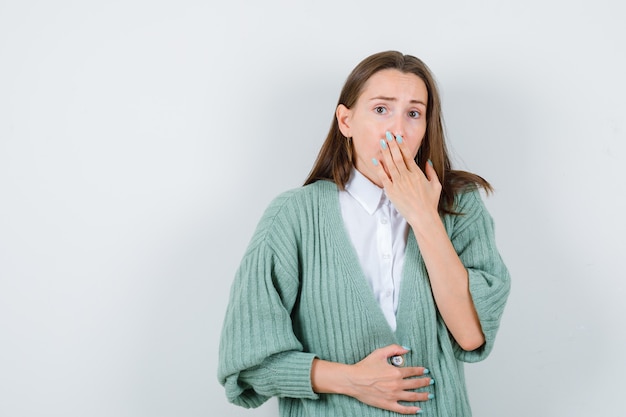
408,110,421,119
374,106,387,115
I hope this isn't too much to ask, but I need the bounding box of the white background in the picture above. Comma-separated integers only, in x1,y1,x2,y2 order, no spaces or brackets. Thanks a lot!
1,1,624,416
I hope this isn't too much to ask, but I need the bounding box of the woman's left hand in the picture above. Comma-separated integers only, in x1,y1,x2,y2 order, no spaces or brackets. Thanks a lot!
373,132,442,228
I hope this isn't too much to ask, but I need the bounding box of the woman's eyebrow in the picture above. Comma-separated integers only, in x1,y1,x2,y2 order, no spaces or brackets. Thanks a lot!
369,95,426,106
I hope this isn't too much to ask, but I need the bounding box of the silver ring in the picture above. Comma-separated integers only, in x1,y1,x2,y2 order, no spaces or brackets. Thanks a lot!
390,355,404,367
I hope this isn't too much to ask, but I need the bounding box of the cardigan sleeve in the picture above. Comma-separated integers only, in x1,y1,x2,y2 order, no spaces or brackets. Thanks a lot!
217,194,319,408
447,190,511,363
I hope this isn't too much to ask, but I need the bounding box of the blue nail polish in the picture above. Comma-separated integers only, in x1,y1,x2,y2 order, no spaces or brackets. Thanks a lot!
372,158,379,166
402,346,411,351
396,135,403,144
429,378,435,385
416,410,423,414
428,393,435,400
380,139,387,150
423,368,430,374
385,131,393,141
428,159,433,167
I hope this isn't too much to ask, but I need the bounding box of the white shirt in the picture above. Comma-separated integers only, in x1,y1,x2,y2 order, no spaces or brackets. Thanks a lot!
339,169,409,331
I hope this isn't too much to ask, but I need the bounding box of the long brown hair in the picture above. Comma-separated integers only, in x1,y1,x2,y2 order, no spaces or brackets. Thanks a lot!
304,51,491,214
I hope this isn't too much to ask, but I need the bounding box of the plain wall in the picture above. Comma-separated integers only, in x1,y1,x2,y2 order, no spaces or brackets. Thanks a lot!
1,1,624,416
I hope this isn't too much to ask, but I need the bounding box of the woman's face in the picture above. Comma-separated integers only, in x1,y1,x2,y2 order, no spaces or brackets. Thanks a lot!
337,69,428,187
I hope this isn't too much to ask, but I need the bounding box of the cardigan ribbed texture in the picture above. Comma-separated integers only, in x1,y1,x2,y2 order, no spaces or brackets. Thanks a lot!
218,180,510,416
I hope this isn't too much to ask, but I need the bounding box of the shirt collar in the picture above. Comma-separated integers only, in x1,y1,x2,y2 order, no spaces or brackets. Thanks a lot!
344,168,385,215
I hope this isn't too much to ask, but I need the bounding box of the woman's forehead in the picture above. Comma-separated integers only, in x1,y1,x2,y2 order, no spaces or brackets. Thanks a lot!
359,69,428,103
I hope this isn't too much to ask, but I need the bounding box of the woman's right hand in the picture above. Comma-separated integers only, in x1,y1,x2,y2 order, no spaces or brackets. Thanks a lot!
311,345,433,415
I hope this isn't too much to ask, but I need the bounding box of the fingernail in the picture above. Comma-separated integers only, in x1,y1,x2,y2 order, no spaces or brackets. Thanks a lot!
396,135,403,144
429,378,435,385
380,139,387,150
423,368,430,374
428,393,435,400
385,131,393,141
416,410,423,414
402,346,411,351
372,158,379,166
428,159,433,166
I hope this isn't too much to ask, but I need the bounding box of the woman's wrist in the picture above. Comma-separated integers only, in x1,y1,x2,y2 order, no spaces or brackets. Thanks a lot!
311,358,353,396
408,209,444,240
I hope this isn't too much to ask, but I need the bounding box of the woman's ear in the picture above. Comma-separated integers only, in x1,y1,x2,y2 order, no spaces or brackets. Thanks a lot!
336,104,352,138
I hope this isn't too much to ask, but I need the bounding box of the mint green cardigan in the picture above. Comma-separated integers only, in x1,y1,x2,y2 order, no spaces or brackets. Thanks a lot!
218,180,510,416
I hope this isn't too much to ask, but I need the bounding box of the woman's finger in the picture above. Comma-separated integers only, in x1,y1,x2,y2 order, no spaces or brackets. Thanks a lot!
389,133,417,172
379,134,401,178
384,132,407,174
424,159,440,184
372,157,392,188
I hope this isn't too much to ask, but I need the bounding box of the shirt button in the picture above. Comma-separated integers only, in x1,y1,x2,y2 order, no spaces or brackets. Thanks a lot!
382,254,391,260
380,218,388,224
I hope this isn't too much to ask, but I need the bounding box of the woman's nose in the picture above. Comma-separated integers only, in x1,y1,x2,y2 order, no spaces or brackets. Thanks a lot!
388,115,406,140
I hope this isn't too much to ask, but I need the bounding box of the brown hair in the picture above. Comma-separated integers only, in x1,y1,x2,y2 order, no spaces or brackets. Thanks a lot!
304,50,492,214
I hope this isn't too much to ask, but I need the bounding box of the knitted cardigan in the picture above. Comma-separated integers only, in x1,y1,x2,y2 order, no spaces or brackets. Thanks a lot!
218,180,510,416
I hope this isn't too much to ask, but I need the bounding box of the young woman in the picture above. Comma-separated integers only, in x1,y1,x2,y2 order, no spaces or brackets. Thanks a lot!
218,51,510,416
